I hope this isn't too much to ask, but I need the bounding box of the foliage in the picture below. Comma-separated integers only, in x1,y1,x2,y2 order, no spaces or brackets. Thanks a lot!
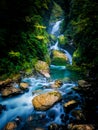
58,35,68,45
62,0,98,76
49,2,64,22
0,0,51,77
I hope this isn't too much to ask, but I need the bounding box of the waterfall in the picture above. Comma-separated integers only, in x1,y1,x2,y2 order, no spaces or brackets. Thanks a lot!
50,19,72,65
51,20,63,36
50,40,59,50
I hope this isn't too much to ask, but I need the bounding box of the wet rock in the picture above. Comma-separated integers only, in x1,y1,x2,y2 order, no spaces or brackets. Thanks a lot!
0,74,21,87
51,80,63,88
71,110,86,122
48,123,59,130
19,82,29,90
32,91,62,110
78,80,91,90
51,50,69,66
68,124,94,130
0,78,12,87
11,74,21,83
64,100,78,112
4,122,17,130
63,77,71,83
1,87,21,97
48,123,65,130
35,60,50,78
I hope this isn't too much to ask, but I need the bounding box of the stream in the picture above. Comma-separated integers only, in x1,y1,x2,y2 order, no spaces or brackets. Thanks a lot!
0,20,83,130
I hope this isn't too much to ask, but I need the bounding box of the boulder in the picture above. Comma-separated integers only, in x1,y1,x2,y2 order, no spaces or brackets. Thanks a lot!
48,123,59,130
35,60,50,78
1,87,21,97
0,78,12,87
68,124,94,130
32,91,62,110
4,122,17,130
78,80,91,89
0,74,21,87
64,100,78,112
71,110,86,121
19,82,29,90
51,80,63,88
51,50,69,66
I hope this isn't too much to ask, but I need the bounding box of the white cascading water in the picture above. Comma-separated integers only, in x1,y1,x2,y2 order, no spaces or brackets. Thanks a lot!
50,40,59,50
0,20,82,130
51,20,63,35
50,19,72,66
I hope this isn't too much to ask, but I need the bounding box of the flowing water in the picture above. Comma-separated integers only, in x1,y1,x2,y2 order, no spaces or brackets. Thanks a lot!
0,20,83,130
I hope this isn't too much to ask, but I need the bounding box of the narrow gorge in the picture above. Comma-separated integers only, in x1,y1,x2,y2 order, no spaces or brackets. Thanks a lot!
0,1,98,130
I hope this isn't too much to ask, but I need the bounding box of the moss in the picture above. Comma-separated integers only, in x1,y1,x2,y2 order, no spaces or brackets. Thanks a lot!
49,91,61,98
52,57,67,66
51,50,69,66
49,34,57,42
49,2,64,22
58,35,68,45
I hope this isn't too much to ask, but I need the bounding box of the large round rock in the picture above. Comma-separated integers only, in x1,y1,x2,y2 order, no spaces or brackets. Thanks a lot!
32,91,62,110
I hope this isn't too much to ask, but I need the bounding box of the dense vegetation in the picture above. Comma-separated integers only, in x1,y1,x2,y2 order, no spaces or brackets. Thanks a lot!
0,0,98,79
0,0,52,77
60,0,98,78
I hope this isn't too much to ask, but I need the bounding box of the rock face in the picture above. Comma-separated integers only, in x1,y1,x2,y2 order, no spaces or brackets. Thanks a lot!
35,60,50,78
32,91,62,110
68,124,94,130
51,50,69,66
1,87,21,97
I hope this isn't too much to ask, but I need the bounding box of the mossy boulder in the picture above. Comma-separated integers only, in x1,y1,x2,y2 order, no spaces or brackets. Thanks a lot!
0,74,21,87
51,50,69,66
32,91,62,110
35,60,50,78
58,35,68,45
